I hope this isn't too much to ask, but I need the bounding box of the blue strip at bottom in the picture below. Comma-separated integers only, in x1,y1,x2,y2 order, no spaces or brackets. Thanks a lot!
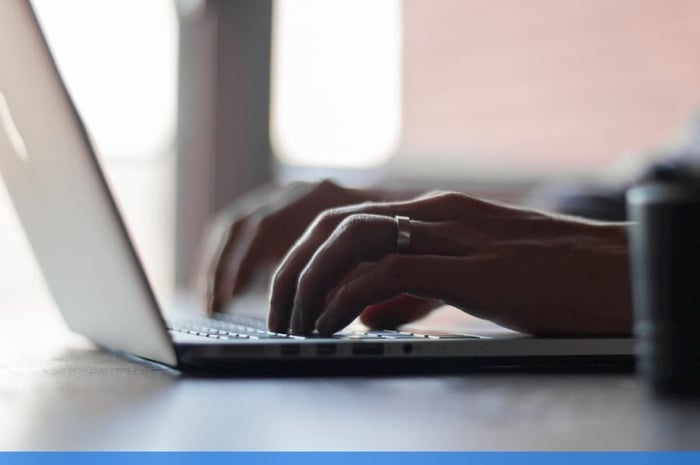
1,452,699,465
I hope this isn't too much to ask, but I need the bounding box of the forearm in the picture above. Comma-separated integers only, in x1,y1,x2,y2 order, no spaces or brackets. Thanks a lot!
488,221,633,336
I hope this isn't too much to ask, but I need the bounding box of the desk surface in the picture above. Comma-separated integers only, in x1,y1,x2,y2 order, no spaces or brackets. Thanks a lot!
2,298,700,451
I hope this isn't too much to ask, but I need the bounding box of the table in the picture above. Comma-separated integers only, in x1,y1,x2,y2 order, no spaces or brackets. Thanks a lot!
1,297,699,450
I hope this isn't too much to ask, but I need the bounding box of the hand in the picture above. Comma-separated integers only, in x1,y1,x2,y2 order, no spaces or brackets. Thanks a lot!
202,180,367,313
268,192,633,336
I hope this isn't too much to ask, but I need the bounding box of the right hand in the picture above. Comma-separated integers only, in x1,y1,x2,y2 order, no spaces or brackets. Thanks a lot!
202,179,440,330
267,191,632,336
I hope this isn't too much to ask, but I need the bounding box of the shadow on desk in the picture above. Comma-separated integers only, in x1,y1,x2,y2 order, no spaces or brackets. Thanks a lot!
3,347,177,450
4,344,700,450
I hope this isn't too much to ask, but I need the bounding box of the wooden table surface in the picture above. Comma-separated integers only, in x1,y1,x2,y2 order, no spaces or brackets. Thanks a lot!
1,297,699,451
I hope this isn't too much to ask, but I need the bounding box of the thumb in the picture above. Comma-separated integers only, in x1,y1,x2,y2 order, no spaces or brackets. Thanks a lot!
359,295,439,329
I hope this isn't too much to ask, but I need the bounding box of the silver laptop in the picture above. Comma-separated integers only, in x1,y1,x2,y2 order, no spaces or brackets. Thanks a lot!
0,0,634,373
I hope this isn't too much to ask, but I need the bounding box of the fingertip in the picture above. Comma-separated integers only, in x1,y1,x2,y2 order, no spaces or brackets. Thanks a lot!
267,309,286,334
209,289,231,315
290,309,305,335
314,314,332,336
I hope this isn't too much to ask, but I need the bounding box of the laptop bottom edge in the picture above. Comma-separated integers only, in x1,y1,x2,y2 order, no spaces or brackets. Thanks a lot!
173,350,636,377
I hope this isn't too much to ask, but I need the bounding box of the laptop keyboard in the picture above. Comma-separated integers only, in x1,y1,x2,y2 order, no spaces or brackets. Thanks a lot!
168,313,481,341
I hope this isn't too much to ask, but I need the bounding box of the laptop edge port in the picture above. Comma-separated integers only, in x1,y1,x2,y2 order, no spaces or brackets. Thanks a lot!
316,344,337,355
280,344,301,356
351,342,384,356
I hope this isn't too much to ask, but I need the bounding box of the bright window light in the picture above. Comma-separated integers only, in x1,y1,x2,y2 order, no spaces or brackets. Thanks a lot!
24,1,179,300
30,0,178,160
271,0,402,169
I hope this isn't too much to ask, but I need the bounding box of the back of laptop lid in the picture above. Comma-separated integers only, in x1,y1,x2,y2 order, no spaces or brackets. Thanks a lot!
0,0,177,366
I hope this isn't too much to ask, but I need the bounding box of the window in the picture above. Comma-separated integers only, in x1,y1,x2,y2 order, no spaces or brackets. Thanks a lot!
272,0,402,169
32,0,178,161
0,0,179,304
272,0,700,180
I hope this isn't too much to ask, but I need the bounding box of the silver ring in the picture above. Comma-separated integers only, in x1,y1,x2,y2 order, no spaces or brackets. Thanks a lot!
395,215,411,252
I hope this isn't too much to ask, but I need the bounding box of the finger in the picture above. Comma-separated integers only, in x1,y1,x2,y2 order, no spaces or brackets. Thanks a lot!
231,183,342,297
268,193,475,332
315,254,464,335
203,187,289,313
210,183,316,305
268,212,342,332
229,215,276,296
207,220,243,313
323,266,441,328
289,214,396,333
359,295,440,329
208,218,255,313
288,216,479,334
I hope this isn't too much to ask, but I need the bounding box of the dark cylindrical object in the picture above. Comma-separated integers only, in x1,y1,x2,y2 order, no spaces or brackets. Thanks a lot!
627,181,700,396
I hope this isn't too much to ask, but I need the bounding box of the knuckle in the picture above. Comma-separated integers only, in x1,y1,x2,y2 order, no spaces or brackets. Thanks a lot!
313,208,343,232
336,213,373,236
316,179,339,193
313,207,364,238
271,259,292,289
255,213,273,232
420,191,471,213
437,191,467,206
422,189,450,198
296,267,314,294
271,260,285,282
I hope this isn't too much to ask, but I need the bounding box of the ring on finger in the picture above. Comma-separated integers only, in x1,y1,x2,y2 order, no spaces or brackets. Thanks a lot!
394,215,411,253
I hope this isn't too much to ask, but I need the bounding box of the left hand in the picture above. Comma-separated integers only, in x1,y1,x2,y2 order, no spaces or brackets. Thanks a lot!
267,191,632,336
200,180,365,313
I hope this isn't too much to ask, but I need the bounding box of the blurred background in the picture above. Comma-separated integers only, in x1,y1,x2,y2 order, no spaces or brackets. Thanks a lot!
1,0,700,312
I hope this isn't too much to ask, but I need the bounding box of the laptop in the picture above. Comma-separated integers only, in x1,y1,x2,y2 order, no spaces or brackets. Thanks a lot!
0,0,634,373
